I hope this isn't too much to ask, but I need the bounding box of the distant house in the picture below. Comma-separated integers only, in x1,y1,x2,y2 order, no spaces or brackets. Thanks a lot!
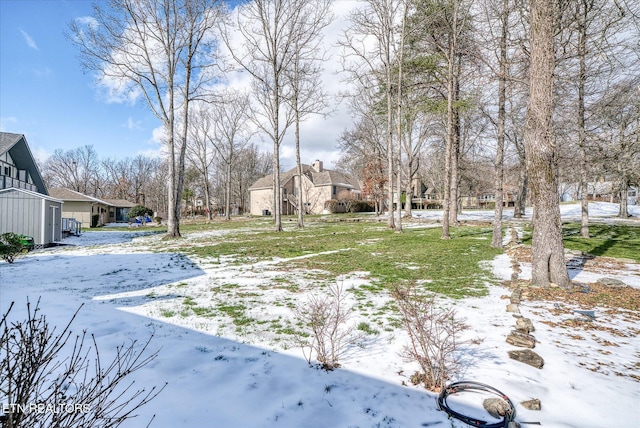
559,181,638,205
103,198,137,222
48,188,136,227
0,132,63,247
249,160,361,215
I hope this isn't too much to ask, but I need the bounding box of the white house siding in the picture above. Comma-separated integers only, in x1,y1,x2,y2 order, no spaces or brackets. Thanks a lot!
0,188,62,246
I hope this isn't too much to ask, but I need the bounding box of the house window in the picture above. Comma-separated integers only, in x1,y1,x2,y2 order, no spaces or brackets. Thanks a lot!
332,186,336,195
3,166,9,176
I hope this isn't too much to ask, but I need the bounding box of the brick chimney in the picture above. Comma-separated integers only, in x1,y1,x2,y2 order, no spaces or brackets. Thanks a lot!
312,160,323,172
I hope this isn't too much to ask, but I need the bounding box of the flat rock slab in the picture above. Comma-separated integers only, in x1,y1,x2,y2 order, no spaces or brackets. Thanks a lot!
521,399,541,410
597,277,627,288
506,303,520,314
508,349,544,369
506,330,536,348
510,289,522,305
483,397,512,419
515,317,535,333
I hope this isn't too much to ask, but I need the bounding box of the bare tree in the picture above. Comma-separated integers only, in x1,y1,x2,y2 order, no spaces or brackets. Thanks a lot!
524,0,571,288
341,0,406,230
70,0,223,237
42,146,101,195
222,0,315,231
285,0,333,228
187,106,217,220
102,155,159,204
231,144,272,214
593,78,640,218
0,300,164,428
208,90,253,220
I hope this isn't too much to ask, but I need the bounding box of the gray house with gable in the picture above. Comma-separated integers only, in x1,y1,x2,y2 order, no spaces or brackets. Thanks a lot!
0,132,63,247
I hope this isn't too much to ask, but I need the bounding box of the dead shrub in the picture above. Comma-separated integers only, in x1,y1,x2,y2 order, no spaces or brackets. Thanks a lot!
392,283,469,392
293,281,359,370
0,299,165,428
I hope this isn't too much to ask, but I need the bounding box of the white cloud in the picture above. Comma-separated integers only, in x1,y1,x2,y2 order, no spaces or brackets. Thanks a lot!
33,67,53,78
31,146,52,164
19,28,38,50
0,116,18,131
76,16,98,30
124,117,143,130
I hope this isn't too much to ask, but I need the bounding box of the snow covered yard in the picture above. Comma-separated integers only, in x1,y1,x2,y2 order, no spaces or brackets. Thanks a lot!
1,202,638,427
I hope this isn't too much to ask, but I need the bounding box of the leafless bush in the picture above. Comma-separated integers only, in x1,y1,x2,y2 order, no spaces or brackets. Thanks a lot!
0,299,165,428
392,283,469,392
293,281,359,370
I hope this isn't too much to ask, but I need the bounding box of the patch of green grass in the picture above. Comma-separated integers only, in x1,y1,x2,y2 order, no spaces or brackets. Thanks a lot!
175,220,502,299
357,322,379,335
523,223,640,262
160,309,175,317
217,303,253,326
183,296,197,306
192,306,215,316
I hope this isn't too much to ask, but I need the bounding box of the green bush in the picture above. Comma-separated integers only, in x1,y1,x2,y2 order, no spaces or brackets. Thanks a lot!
0,232,26,264
127,205,154,218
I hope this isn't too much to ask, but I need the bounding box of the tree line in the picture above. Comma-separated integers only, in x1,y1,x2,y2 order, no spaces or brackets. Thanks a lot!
61,0,639,287
42,143,271,219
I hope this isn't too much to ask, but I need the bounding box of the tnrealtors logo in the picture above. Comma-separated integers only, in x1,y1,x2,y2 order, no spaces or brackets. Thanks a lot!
2,402,91,415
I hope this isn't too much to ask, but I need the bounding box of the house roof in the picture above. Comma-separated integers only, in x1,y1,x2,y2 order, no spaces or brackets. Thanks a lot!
0,187,63,203
103,198,137,208
48,188,112,205
48,188,137,208
0,132,49,195
249,164,360,191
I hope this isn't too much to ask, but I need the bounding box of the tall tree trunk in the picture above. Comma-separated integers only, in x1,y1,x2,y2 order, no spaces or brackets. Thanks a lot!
166,86,179,237
225,161,232,220
492,0,508,248
273,79,283,232
387,65,395,230
449,62,461,225
395,7,406,233
578,0,589,238
404,156,414,219
204,174,212,221
619,178,629,218
441,8,458,240
524,0,570,288
295,108,304,228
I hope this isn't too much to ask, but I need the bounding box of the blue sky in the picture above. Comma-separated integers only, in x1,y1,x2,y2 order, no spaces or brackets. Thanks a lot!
1,1,357,170
0,0,162,162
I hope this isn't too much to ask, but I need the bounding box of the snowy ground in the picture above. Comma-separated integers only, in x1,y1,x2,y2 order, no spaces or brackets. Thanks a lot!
1,202,638,427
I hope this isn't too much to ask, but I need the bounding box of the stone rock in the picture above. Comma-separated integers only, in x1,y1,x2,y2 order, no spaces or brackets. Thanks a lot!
596,277,627,288
506,304,520,314
506,330,536,348
510,289,522,305
483,397,511,419
508,349,544,369
507,422,521,428
521,399,541,410
515,317,535,333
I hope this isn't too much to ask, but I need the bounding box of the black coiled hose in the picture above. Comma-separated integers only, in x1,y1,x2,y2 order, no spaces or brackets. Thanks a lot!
437,381,517,428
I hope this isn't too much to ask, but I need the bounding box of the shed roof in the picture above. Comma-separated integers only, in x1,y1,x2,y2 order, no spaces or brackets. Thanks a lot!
0,187,63,203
